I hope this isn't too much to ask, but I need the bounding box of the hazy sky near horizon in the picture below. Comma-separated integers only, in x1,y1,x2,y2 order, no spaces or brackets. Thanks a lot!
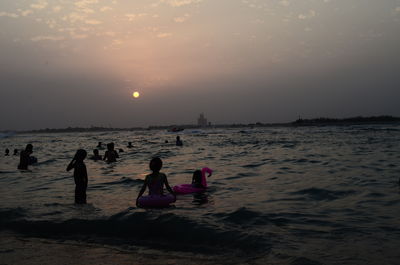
1,0,399,130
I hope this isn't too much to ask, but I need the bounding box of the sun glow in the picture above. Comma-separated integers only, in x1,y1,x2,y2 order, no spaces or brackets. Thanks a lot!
133,91,140,98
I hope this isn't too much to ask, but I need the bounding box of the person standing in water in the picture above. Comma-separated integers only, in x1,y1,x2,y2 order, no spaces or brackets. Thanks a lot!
176,136,183,146
103,142,119,163
4,149,10,156
18,144,33,170
66,149,88,204
136,157,176,206
13,149,19,156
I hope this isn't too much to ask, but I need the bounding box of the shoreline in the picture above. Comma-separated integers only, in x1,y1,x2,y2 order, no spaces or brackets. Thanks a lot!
0,231,239,265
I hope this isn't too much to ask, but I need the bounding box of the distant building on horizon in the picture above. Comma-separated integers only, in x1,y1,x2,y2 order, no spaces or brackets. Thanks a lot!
197,113,208,127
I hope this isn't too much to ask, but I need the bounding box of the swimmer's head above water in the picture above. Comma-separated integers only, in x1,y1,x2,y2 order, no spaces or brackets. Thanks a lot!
107,142,115,151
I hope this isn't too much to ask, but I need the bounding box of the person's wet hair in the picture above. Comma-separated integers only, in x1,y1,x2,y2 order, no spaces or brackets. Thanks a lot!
149,157,163,172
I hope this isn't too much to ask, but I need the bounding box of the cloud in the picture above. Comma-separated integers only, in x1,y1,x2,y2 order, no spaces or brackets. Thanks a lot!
0,12,19,18
100,6,113,12
79,8,95,14
279,0,290,7
45,19,58,29
70,32,88,39
97,31,117,37
162,0,202,7
31,35,65,42
19,10,34,17
174,14,190,23
75,0,99,9
125,14,136,21
85,19,102,25
157,32,172,38
298,10,316,20
63,12,86,23
53,6,62,12
30,0,48,10
125,13,147,21
58,27,76,32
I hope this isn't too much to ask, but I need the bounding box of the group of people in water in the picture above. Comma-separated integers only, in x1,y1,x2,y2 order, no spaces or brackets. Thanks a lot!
4,148,19,156
8,135,196,206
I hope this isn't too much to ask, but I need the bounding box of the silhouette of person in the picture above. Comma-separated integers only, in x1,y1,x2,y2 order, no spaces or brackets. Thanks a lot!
176,136,183,146
103,142,119,163
4,149,9,156
13,149,18,156
127,142,133,148
67,149,88,204
191,168,212,188
18,144,33,170
90,149,102,161
136,157,176,206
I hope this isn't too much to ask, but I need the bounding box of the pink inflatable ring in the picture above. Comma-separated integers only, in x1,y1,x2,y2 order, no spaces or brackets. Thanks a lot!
173,167,213,194
137,194,175,208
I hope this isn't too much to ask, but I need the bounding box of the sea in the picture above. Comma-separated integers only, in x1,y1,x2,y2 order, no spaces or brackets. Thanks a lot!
1,125,400,265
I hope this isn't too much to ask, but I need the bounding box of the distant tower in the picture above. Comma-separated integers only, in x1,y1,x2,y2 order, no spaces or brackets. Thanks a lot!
197,113,208,127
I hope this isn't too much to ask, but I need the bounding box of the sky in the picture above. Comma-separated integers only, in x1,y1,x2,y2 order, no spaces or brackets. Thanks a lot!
1,0,399,130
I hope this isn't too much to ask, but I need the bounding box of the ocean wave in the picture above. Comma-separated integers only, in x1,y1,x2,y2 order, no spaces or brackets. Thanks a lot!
241,162,266,168
290,188,357,201
0,209,269,254
214,208,339,230
0,171,17,174
93,177,144,187
224,172,258,180
35,159,57,166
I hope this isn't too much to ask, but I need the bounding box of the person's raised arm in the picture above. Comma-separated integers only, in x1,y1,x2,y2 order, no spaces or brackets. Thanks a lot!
66,159,75,171
163,174,176,201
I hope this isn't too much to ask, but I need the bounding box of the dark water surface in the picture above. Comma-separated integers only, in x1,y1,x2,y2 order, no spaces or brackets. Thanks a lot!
1,125,400,264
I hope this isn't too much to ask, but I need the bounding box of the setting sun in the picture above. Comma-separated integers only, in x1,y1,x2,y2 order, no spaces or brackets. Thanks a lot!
133,91,140,98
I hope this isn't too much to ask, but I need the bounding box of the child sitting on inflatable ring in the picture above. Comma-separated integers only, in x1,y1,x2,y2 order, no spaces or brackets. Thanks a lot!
136,157,176,206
